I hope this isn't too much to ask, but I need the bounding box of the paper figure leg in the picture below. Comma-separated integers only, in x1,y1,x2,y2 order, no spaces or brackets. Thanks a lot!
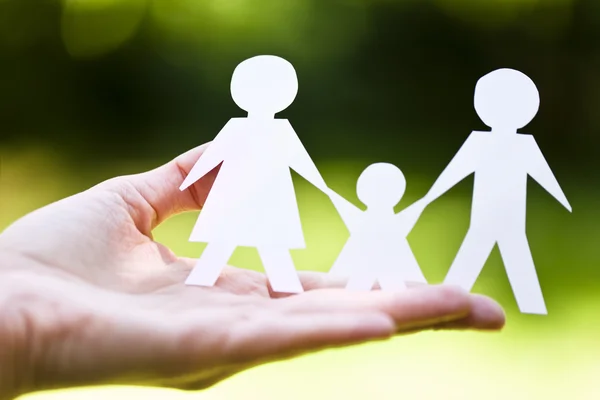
498,234,547,315
328,241,357,277
399,242,428,284
185,243,236,287
376,265,407,292
258,247,304,294
346,255,377,291
444,228,496,291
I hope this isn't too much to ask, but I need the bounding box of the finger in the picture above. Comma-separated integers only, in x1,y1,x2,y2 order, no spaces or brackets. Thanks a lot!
268,271,381,299
221,312,395,365
427,294,506,331
175,260,384,297
301,286,505,332
101,143,219,234
175,259,419,298
174,258,271,296
293,271,426,293
278,285,478,330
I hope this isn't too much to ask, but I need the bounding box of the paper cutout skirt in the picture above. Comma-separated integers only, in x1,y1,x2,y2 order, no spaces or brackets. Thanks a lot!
189,162,306,249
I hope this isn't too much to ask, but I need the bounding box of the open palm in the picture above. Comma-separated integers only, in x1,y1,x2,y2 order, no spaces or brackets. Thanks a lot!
0,143,504,398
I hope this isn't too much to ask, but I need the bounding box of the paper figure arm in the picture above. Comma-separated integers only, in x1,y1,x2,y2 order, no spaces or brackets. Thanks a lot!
325,188,363,232
179,119,236,191
424,132,485,203
395,198,428,236
524,136,572,212
283,121,328,193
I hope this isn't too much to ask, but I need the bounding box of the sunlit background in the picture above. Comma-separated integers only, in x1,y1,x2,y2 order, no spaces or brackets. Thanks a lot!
2,0,599,398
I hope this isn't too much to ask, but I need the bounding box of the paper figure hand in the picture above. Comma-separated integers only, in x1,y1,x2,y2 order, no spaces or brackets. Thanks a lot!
324,187,341,200
421,189,438,205
0,144,505,398
308,174,329,194
397,198,428,235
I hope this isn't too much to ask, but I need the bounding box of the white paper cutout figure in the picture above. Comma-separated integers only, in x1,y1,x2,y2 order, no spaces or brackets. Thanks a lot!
422,68,572,315
326,163,428,291
179,55,329,294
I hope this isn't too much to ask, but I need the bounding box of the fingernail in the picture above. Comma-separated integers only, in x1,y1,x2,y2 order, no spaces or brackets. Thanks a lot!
396,312,469,334
467,295,506,330
355,314,396,338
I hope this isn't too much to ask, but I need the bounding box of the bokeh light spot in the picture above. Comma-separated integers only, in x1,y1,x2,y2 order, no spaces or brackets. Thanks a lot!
61,0,147,58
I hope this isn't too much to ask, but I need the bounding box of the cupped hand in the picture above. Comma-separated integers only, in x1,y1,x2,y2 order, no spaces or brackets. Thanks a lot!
0,144,505,398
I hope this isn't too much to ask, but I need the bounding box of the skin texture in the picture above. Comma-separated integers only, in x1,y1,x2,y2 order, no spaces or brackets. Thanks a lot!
0,143,505,399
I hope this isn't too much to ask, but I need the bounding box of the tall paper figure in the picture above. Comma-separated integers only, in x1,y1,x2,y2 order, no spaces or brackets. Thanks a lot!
179,55,329,294
422,68,572,315
327,163,428,291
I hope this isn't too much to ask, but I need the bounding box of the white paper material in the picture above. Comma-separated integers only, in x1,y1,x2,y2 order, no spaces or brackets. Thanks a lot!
423,68,572,315
327,163,428,291
180,55,328,293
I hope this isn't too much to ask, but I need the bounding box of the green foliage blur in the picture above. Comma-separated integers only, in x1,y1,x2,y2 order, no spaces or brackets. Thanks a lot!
1,0,599,399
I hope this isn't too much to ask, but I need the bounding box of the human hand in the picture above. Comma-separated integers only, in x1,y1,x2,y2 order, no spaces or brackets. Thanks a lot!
0,143,505,399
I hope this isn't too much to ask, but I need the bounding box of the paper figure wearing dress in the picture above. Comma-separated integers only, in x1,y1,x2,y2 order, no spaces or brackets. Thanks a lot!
179,55,329,294
327,163,428,291
422,68,572,315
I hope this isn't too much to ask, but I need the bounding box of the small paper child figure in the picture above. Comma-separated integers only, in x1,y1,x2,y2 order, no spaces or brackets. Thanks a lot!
326,163,428,291
179,55,329,294
421,68,572,315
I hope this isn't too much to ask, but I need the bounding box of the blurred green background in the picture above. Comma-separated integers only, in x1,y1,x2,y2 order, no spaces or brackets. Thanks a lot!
1,0,599,398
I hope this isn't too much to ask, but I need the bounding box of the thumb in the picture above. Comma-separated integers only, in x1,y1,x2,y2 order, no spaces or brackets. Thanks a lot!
100,142,220,233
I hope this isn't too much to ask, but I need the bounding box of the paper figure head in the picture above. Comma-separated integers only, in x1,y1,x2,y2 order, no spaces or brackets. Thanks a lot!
474,68,540,132
231,55,298,117
357,163,406,209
